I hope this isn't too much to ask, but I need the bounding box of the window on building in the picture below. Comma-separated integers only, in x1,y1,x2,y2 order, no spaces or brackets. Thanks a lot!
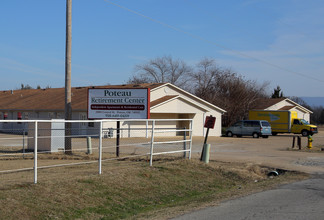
48,112,55,119
80,114,87,127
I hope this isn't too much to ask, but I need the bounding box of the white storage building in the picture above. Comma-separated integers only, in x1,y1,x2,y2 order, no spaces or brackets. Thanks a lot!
253,98,313,123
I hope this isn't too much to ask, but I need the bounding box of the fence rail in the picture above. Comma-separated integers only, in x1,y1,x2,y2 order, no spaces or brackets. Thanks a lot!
0,119,192,184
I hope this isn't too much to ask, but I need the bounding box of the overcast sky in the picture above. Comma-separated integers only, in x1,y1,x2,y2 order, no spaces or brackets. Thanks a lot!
0,0,323,97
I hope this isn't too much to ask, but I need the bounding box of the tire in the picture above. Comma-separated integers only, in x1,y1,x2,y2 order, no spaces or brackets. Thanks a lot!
272,132,278,136
226,131,233,137
252,132,259,138
301,130,309,137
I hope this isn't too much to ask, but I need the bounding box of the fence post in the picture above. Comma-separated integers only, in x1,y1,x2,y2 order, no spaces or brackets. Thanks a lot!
298,136,301,150
34,121,38,184
146,120,148,138
183,127,187,158
149,120,155,166
99,121,103,174
188,120,193,159
23,129,25,159
87,136,92,154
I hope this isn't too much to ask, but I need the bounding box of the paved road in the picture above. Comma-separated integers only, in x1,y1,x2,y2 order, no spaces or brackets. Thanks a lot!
173,131,324,219
173,174,324,220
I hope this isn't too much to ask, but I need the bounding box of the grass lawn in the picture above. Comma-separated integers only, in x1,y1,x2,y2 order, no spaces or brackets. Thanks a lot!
0,157,308,219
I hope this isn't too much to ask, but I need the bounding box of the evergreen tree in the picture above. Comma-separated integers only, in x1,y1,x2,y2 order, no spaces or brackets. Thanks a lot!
271,86,283,98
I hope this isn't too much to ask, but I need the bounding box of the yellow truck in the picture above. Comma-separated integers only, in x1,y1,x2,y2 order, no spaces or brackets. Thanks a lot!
249,110,318,136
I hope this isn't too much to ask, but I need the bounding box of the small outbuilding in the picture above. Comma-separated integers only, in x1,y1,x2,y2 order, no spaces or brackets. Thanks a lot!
253,98,313,122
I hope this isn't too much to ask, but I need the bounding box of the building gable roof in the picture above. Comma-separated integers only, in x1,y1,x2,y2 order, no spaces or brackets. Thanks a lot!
279,105,295,110
151,95,209,112
253,98,286,109
253,98,312,113
0,84,165,111
150,95,178,108
0,83,224,113
151,83,226,113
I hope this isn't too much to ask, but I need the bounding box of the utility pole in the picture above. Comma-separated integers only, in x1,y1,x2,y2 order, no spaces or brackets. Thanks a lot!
65,0,72,154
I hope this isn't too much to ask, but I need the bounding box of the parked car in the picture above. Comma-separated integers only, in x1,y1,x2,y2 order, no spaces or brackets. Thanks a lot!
226,120,272,138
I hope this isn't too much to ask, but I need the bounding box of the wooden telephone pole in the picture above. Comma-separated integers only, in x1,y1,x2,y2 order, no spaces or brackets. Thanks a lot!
65,0,72,154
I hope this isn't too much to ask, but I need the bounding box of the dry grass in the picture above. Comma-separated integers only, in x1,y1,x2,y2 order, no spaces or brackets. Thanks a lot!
0,157,308,220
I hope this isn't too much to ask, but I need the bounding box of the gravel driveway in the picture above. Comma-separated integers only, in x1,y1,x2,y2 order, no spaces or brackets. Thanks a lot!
191,129,324,174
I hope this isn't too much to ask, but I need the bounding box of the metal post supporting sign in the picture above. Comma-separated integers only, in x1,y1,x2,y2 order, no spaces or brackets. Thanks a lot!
116,121,120,157
200,115,216,161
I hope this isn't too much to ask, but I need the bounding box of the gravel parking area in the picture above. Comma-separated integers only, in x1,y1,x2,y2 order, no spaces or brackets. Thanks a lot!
191,128,324,174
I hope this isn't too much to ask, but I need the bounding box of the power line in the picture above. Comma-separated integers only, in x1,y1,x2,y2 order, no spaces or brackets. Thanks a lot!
182,0,324,79
103,0,324,83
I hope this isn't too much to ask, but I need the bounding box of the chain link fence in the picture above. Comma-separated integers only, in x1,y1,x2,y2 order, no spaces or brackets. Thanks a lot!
0,119,192,185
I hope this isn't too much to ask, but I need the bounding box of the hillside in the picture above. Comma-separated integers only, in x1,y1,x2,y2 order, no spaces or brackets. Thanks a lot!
301,97,324,107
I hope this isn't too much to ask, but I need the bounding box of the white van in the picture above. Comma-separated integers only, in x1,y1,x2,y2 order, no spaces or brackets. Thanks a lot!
226,120,272,138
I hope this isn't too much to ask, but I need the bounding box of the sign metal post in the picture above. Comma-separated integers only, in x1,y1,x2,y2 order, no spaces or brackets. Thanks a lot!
200,115,216,161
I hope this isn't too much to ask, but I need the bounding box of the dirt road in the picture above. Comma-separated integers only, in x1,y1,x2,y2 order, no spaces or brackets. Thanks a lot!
191,130,324,174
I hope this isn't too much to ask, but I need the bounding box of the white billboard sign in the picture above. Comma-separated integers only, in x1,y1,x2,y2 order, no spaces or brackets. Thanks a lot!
88,88,150,119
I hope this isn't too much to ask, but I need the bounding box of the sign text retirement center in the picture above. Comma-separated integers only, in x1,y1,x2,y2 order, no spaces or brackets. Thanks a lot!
88,88,150,119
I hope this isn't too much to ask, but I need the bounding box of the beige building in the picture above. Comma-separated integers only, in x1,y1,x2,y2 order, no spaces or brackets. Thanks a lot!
253,98,312,122
0,83,226,137
150,83,225,136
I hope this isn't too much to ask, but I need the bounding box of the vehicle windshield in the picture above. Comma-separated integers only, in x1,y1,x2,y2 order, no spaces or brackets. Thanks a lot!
300,119,309,125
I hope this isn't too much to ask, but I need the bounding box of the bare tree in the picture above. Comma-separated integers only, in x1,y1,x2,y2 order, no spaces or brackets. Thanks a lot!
190,58,269,127
309,106,324,124
129,56,269,127
289,96,312,110
128,56,192,88
20,84,33,90
18,84,51,90
289,96,324,124
189,58,222,96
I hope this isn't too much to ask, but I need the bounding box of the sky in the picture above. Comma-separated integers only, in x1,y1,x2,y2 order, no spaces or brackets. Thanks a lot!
0,0,323,97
